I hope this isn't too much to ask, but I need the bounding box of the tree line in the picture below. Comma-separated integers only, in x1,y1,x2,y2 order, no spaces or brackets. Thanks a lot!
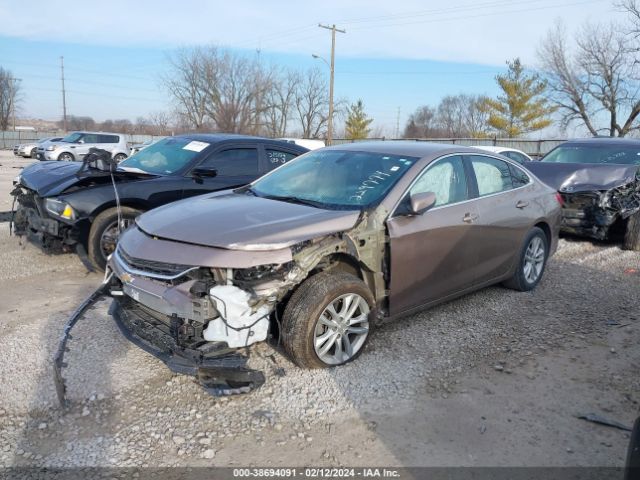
3,0,640,138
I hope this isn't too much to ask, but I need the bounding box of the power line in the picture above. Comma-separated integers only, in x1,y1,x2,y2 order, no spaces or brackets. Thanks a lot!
347,0,606,30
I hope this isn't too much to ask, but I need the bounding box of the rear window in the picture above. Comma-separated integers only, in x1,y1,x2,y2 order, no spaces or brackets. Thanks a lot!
542,144,640,165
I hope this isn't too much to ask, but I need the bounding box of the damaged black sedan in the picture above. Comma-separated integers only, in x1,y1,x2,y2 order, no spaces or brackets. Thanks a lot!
526,138,640,250
11,134,307,270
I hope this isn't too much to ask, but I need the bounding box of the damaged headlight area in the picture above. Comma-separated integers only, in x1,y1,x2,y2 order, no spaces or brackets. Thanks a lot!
45,198,76,220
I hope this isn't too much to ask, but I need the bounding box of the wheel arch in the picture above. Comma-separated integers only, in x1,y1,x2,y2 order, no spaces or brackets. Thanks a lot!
533,220,551,248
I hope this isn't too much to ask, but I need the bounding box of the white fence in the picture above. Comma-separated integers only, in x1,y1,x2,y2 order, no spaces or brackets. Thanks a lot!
2,130,565,158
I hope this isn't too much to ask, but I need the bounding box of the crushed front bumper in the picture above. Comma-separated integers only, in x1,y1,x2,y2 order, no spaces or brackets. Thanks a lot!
109,298,265,395
560,185,640,240
11,186,80,253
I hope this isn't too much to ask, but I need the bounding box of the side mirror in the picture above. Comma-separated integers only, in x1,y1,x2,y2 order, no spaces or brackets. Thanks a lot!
409,191,436,215
77,139,85,144
191,167,218,179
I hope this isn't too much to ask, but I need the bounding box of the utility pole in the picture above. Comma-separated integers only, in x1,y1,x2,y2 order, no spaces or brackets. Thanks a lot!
395,107,401,139
318,24,345,146
60,56,67,132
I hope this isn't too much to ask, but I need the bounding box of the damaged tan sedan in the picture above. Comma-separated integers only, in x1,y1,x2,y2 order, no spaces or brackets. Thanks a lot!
73,143,561,397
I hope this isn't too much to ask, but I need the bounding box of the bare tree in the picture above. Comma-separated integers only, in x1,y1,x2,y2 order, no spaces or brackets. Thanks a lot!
466,95,491,138
148,111,172,135
403,106,439,138
163,47,210,130
263,70,300,137
163,47,275,134
294,67,329,138
0,67,21,130
60,115,95,131
538,20,640,136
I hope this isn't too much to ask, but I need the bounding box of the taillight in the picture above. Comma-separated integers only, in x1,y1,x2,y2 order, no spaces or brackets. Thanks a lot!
555,192,564,206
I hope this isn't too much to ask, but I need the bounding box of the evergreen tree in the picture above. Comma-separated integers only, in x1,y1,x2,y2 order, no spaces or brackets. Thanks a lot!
345,99,373,139
481,58,556,137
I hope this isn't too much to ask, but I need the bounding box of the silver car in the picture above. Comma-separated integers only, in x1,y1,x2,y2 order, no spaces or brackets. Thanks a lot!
39,131,129,162
15,137,63,158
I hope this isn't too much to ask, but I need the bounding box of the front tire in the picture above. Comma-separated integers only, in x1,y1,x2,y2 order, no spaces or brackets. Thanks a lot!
58,152,74,161
87,206,142,271
503,227,549,292
623,212,640,251
113,153,127,162
281,272,374,369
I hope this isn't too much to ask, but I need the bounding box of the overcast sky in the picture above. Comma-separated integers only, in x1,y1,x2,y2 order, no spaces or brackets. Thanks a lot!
0,0,623,134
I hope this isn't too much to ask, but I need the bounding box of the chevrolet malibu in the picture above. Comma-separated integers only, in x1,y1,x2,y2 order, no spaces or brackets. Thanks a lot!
106,142,561,393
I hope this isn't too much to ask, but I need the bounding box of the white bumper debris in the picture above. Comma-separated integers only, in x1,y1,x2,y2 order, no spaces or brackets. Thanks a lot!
203,285,272,348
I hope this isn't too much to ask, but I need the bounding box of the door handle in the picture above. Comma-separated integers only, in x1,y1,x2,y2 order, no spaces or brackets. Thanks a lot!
516,200,529,209
462,213,479,223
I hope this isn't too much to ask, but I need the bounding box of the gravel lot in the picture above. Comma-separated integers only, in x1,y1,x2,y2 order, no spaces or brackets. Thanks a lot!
0,150,638,469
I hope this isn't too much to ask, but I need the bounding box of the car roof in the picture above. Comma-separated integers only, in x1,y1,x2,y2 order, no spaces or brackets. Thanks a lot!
561,137,640,146
323,140,487,158
177,133,308,150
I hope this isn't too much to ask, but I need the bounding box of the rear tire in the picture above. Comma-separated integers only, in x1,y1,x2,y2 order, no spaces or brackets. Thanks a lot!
87,207,142,271
58,152,74,161
30,148,37,158
113,153,127,162
503,227,548,292
281,272,374,369
622,212,640,251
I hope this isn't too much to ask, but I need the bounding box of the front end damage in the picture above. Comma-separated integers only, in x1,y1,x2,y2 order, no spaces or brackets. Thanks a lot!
54,208,389,406
560,178,640,240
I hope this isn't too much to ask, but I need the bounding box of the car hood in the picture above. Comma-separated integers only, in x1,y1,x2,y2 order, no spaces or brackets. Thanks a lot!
136,192,361,251
525,162,640,192
18,161,154,197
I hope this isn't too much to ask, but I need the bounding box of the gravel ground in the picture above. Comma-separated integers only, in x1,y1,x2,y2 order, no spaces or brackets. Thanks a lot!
0,150,638,469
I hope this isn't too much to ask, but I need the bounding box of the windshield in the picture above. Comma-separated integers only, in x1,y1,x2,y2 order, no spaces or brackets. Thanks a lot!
119,137,209,175
251,149,417,210
61,132,83,143
542,144,640,165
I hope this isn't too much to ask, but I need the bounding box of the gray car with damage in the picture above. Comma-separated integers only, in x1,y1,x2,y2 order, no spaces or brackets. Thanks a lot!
55,142,561,401
525,138,640,250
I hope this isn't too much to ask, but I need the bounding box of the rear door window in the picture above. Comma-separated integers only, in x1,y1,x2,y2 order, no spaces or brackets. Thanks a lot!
81,134,99,144
265,149,299,170
199,148,259,176
509,164,531,188
470,156,514,196
502,151,528,164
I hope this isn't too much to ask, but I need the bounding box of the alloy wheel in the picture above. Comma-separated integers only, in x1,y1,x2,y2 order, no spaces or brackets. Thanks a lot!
100,218,134,260
313,293,370,365
523,236,545,284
